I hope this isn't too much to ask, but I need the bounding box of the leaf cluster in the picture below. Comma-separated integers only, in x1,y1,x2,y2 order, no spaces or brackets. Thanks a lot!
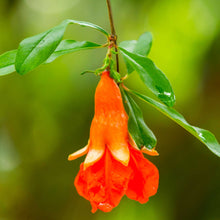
0,19,219,157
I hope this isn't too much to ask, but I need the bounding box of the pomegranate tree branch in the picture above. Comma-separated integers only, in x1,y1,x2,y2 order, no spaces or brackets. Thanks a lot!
106,0,119,72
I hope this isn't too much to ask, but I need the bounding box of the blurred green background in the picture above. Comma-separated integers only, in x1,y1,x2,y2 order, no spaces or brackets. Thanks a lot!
0,0,220,219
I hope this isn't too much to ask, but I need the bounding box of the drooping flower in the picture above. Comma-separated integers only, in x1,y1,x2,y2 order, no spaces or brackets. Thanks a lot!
68,70,159,213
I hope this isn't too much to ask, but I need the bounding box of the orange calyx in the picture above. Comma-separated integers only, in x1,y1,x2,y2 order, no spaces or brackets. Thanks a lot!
141,147,159,156
85,70,130,167
68,144,89,161
68,70,130,167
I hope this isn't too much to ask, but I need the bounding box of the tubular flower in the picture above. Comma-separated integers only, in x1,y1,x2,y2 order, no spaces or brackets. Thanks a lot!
68,70,159,213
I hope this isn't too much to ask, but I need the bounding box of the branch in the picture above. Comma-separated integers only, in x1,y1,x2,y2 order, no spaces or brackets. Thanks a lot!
106,0,119,72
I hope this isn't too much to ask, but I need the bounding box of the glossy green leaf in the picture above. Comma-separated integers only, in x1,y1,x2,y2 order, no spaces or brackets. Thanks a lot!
119,32,152,74
0,40,101,76
119,47,175,107
119,40,137,53
45,40,102,63
0,50,16,76
15,19,108,75
134,32,152,56
122,88,156,149
119,41,135,74
130,89,220,157
119,32,152,56
15,20,69,75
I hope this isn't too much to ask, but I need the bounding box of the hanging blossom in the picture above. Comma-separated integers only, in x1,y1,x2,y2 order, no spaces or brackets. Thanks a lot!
68,70,159,213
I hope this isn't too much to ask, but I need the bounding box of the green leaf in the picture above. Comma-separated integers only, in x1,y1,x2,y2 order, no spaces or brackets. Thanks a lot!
0,40,102,76
45,40,102,63
119,47,175,107
15,19,108,75
67,19,109,36
134,32,152,56
110,70,121,83
80,70,95,75
122,88,156,149
118,41,135,74
119,40,137,53
119,32,152,74
130,89,220,157
0,50,16,76
15,20,69,75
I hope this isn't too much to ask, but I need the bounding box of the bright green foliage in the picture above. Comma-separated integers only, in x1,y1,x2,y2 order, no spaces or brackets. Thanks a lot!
119,40,137,74
0,17,219,158
119,32,152,74
134,32,152,57
0,50,16,76
0,40,102,76
67,19,109,36
15,19,108,75
15,20,69,75
45,40,102,63
122,89,156,150
130,90,220,157
119,47,175,107
110,70,121,83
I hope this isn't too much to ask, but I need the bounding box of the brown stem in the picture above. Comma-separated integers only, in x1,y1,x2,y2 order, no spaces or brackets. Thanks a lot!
106,0,116,35
106,0,119,73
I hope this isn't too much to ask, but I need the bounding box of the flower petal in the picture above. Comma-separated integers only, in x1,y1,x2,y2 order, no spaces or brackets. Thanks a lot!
74,149,132,213
108,142,130,166
141,147,159,156
68,145,89,161
107,116,130,166
126,146,159,203
84,144,105,170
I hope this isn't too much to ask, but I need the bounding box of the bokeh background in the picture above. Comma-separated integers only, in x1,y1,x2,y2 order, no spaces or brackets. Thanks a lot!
0,0,220,219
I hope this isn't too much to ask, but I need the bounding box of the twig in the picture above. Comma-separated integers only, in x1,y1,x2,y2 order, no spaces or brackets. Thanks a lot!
106,0,119,73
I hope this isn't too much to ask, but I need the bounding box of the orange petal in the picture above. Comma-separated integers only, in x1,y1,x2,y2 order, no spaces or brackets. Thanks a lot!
141,147,159,156
84,144,105,170
74,149,132,213
108,142,130,166
68,145,89,161
126,146,159,203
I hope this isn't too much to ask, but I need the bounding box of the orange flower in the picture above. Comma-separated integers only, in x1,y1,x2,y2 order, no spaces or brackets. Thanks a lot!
68,70,159,213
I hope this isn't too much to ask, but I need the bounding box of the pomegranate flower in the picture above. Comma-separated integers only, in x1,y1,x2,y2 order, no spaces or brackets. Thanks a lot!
68,70,159,213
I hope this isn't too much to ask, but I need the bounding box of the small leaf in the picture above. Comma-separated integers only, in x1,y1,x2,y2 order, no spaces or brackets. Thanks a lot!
134,32,152,57
130,89,220,157
119,47,175,107
45,40,102,63
119,32,152,74
67,19,109,36
80,70,95,75
110,70,121,83
0,50,17,76
122,88,157,149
